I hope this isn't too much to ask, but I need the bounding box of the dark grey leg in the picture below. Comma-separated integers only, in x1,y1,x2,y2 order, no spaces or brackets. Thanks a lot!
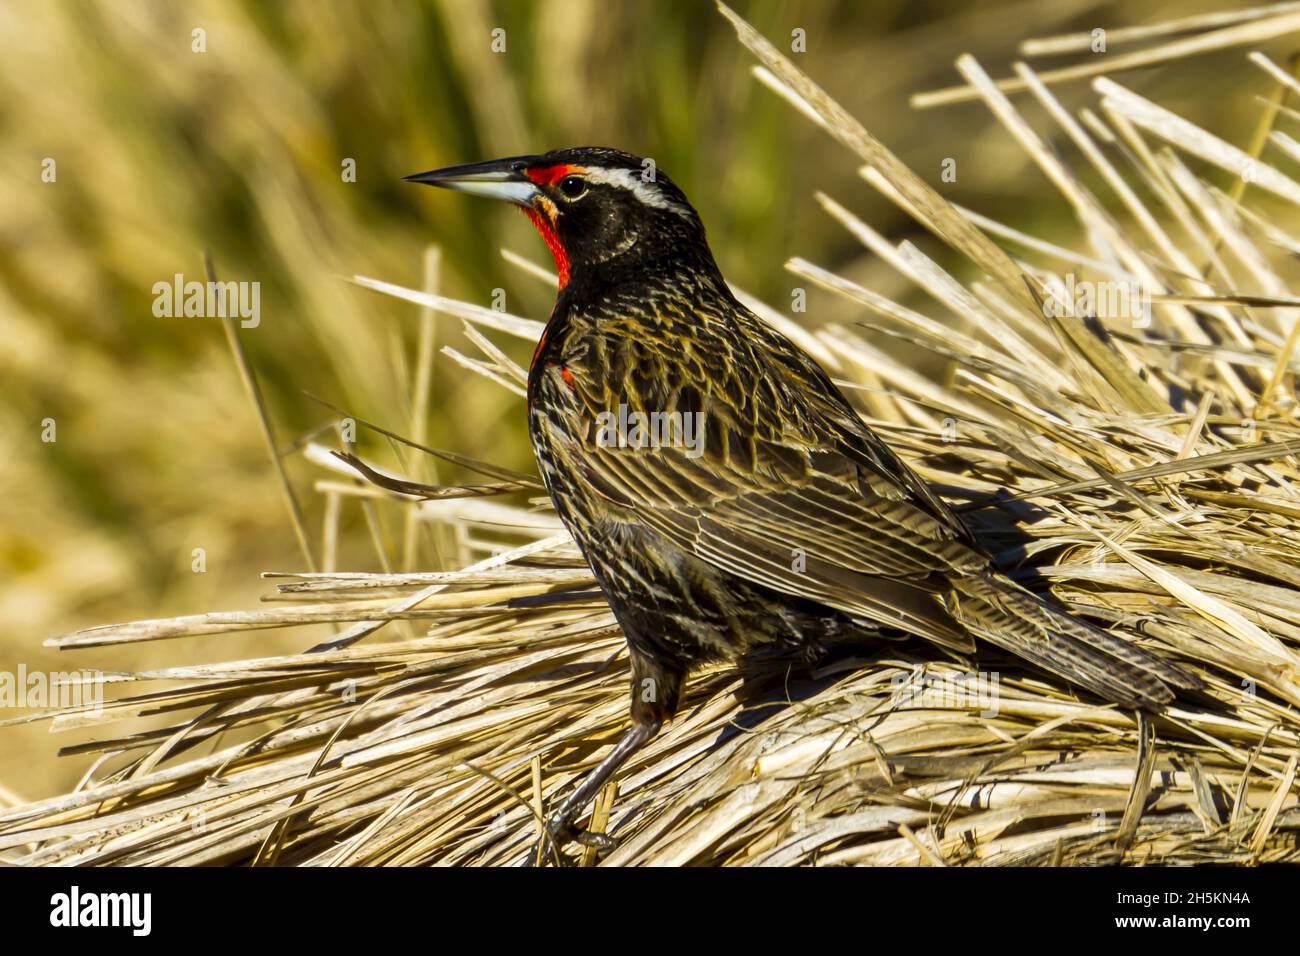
528,652,682,866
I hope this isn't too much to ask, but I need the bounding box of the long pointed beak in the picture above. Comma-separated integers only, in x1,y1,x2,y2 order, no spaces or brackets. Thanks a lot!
403,156,541,206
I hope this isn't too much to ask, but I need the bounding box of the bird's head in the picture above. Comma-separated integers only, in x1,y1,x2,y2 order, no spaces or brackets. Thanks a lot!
405,147,712,289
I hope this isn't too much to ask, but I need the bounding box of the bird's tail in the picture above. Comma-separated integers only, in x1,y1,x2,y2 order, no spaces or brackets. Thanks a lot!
947,573,1202,710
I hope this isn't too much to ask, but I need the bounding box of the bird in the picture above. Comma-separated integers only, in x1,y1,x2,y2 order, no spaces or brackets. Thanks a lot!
404,147,1201,865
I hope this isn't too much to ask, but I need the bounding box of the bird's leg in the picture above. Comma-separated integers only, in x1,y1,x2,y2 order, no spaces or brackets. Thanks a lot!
531,719,657,865
529,652,682,866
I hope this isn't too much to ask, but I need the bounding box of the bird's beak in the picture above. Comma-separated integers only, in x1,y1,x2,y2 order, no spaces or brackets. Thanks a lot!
403,156,541,207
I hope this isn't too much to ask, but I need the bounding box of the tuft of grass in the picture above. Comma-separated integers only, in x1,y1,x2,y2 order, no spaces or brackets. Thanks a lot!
4,4,1300,865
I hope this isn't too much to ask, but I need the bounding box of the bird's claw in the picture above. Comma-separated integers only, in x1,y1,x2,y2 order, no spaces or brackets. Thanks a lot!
526,810,616,866
572,829,616,851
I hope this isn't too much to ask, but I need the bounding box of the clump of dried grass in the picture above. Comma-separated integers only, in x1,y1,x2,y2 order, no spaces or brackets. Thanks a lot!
5,3,1300,865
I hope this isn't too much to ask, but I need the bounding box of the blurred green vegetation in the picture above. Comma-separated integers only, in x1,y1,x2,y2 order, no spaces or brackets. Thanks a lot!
0,0,1272,797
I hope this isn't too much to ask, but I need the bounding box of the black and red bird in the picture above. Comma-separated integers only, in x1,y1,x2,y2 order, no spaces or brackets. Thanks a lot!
405,147,1199,864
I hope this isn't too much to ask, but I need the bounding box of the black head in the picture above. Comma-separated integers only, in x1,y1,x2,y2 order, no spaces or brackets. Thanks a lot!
405,147,716,288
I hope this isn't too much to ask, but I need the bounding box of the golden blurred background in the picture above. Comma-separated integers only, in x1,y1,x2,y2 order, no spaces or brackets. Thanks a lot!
0,0,1272,798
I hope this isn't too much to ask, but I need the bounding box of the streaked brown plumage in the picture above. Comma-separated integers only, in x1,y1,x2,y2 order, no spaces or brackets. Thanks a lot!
406,147,1201,864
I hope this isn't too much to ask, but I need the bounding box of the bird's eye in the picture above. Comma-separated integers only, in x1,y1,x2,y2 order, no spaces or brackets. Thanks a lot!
558,176,587,199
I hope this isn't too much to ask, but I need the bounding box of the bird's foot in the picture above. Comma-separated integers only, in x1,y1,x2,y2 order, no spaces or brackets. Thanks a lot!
526,809,616,867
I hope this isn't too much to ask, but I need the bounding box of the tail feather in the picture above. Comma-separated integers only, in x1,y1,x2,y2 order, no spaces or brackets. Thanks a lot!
948,574,1200,710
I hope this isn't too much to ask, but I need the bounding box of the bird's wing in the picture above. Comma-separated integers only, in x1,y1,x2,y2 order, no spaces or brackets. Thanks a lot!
543,309,988,652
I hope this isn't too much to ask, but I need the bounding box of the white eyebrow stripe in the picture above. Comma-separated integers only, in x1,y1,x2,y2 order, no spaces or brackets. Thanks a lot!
579,167,693,218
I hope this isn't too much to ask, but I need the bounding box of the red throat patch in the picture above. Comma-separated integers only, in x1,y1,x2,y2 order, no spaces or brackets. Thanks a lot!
520,164,579,289
521,205,570,289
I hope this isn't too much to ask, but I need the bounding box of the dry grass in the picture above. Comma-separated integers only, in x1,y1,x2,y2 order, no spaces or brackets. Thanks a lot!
5,3,1300,865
